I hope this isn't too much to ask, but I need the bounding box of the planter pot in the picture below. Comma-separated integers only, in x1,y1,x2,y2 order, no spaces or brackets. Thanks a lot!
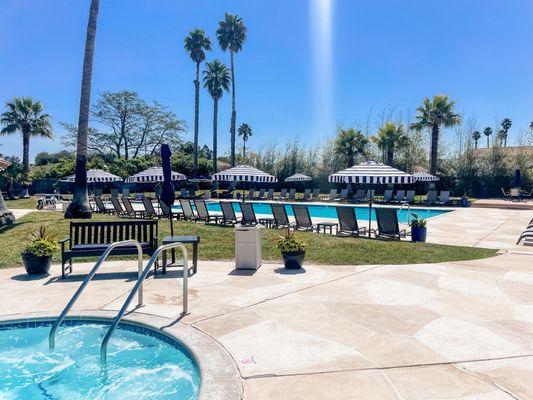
281,250,305,269
411,226,427,243
21,253,51,275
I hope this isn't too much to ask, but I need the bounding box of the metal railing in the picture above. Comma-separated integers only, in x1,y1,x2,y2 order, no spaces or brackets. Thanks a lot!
100,242,189,363
49,240,143,350
399,202,412,225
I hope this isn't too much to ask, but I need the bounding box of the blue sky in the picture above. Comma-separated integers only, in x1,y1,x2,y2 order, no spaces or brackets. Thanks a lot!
1,0,532,161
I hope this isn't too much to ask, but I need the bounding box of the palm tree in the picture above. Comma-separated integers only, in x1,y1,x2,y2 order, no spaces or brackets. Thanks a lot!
1,97,52,197
371,121,408,165
411,95,461,175
500,118,512,147
216,13,247,167
472,130,481,148
203,60,231,174
483,127,492,148
0,158,15,226
184,29,212,175
65,0,99,219
238,123,252,159
334,127,368,168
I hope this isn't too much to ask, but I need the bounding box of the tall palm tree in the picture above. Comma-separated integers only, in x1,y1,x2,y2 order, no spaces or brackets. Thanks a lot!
184,29,212,175
411,95,461,175
203,60,231,174
65,0,99,218
237,123,252,159
216,13,247,167
334,127,368,168
1,97,52,197
500,118,512,147
483,127,492,148
371,121,408,165
0,158,15,226
472,130,481,148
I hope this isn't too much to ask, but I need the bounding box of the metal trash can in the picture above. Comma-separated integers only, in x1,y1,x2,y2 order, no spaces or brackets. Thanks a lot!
235,224,262,270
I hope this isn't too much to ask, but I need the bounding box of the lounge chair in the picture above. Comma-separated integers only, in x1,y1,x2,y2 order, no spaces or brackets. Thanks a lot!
220,202,241,226
311,188,320,200
179,188,189,198
380,189,393,203
110,197,127,216
374,208,408,240
422,190,437,205
122,188,130,198
256,188,266,199
292,204,315,232
266,188,275,200
325,189,337,202
94,196,113,214
353,189,365,203
335,189,348,202
194,199,222,224
522,188,533,199
366,189,375,201
336,206,366,236
246,188,255,199
435,191,450,205
240,202,258,226
110,188,119,198
276,188,288,201
404,190,415,203
122,197,145,218
390,190,405,204
302,188,311,201
141,197,159,218
501,187,511,200
179,199,197,221
158,198,178,219
95,188,103,197
271,203,291,228
288,188,296,201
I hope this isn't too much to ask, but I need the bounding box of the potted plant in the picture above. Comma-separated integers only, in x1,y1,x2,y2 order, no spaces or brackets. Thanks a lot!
276,228,306,269
410,213,427,243
21,226,59,275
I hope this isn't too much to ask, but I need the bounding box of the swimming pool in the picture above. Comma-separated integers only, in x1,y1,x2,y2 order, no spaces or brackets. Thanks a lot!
0,319,200,399
173,201,450,223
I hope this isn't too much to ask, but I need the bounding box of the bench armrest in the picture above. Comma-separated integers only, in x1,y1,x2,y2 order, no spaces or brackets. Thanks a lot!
59,237,71,251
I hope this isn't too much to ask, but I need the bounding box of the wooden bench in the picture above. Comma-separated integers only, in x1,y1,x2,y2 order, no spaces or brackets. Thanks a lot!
60,220,158,278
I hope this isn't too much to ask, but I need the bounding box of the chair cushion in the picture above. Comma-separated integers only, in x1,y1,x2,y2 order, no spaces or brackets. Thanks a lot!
71,242,151,252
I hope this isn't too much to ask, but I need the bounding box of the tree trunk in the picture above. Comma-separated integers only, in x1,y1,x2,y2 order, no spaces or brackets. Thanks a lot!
212,97,218,174
243,139,246,160
386,147,394,165
486,135,489,148
65,0,99,219
193,62,200,175
430,124,439,176
230,51,236,167
474,139,478,149
22,131,30,179
0,189,15,226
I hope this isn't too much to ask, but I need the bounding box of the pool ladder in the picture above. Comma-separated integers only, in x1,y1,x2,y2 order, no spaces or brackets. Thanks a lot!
49,240,189,364
398,202,412,226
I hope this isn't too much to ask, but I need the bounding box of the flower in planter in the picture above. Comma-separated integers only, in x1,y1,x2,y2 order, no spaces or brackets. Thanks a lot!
21,226,59,257
409,213,427,229
275,228,306,253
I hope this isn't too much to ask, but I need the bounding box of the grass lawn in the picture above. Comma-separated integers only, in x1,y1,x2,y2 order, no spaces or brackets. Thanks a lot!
4,196,37,209
0,211,497,269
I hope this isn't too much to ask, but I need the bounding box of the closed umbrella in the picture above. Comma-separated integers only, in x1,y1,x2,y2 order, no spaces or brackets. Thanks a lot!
212,164,277,200
514,169,521,188
329,160,414,237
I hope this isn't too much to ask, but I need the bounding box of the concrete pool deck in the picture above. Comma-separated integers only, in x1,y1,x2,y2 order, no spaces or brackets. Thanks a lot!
1,250,533,399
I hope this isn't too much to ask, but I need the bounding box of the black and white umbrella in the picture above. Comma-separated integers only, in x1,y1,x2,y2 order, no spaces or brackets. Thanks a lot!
285,173,312,182
125,167,186,183
413,172,439,182
329,160,414,237
213,165,277,200
61,168,122,183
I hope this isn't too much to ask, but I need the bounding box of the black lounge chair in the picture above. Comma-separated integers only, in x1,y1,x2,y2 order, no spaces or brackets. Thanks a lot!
336,206,366,236
194,199,222,224
325,189,337,202
110,197,127,216
122,197,145,218
380,189,393,203
220,202,241,225
302,189,311,201
422,190,437,205
271,203,291,228
335,189,348,202
94,196,113,214
311,188,320,200
179,199,197,221
266,188,275,200
158,198,180,219
276,188,288,201
374,208,408,240
404,190,415,204
240,202,258,225
352,189,365,203
435,191,450,205
288,188,296,201
141,197,159,218
292,204,315,232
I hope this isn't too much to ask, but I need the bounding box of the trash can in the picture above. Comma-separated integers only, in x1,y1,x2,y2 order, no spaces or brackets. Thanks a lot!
235,224,262,270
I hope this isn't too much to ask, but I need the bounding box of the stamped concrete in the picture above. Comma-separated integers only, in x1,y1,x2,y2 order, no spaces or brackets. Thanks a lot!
0,250,533,399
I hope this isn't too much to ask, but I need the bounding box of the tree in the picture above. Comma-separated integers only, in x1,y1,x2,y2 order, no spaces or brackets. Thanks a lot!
371,121,408,165
1,97,52,196
62,91,186,159
203,60,231,174
184,29,212,175
238,123,253,159
65,0,99,219
411,95,461,175
333,127,368,168
499,118,512,147
472,130,481,148
483,127,492,148
216,13,247,167
0,157,15,226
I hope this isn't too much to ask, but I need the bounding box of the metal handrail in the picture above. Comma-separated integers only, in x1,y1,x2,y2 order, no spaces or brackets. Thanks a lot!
399,202,411,225
49,239,143,350
100,242,189,363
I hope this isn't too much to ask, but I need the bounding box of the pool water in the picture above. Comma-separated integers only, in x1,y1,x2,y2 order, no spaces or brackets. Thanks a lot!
173,201,449,224
0,321,200,400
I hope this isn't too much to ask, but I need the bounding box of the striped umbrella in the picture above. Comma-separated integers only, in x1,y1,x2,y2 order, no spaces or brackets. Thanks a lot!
212,165,277,183
329,160,415,184
125,167,186,183
413,172,439,182
0,158,11,171
61,168,122,183
285,173,312,182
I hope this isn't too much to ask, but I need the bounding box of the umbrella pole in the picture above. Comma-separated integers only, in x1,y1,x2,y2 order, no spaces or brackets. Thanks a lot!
368,192,373,238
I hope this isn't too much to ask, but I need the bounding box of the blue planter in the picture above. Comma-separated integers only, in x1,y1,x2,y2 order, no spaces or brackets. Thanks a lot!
411,226,427,243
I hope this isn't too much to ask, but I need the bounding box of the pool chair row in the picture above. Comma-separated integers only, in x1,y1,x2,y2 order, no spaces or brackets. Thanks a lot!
377,189,416,204
421,190,450,206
